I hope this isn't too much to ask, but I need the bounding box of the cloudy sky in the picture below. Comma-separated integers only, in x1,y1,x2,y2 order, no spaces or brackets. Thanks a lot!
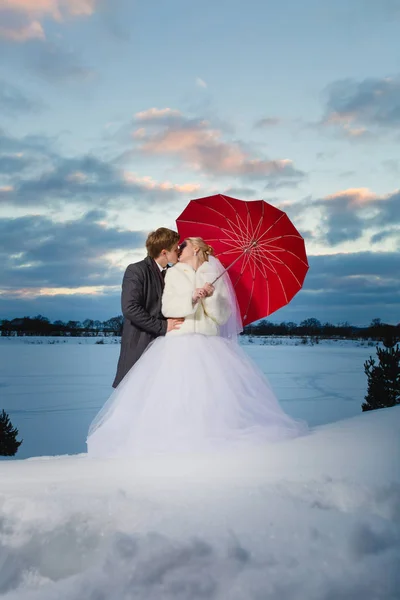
0,0,399,326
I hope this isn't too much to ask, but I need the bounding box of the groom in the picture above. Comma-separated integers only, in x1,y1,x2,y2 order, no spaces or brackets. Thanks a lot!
112,227,183,388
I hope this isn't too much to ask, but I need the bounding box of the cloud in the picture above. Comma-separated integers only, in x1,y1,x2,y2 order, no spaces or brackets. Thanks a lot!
196,77,207,89
1,248,398,325
254,117,282,128
26,41,95,82
306,187,400,246
135,108,186,128
0,0,97,20
0,211,145,292
0,290,121,322
0,80,44,114
308,250,400,280
0,0,100,81
305,254,400,308
0,129,54,185
320,74,400,139
122,172,201,194
0,127,55,155
0,128,55,185
131,108,305,185
276,251,400,325
223,187,258,198
0,35,95,85
95,0,132,41
0,0,98,42
0,1,100,81
316,151,338,161
265,179,302,191
339,170,356,178
370,228,400,244
0,153,33,174
0,20,44,42
0,129,201,209
382,159,400,173
0,201,398,326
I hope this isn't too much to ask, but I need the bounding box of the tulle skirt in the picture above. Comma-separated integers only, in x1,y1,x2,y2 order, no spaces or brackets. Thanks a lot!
87,334,307,458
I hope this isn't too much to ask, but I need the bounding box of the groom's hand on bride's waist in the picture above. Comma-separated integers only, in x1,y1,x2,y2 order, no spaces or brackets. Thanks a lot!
167,318,184,332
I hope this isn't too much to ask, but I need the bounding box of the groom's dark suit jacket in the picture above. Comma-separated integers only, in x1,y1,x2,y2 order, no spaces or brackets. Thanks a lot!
112,256,167,388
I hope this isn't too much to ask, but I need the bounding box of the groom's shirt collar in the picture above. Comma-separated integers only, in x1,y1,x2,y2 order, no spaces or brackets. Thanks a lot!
154,260,167,272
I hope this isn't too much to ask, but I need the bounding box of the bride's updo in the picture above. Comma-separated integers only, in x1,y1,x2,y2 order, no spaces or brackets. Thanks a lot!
187,237,214,263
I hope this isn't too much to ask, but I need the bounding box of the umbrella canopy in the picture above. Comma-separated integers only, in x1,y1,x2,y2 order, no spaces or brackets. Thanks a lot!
176,194,309,326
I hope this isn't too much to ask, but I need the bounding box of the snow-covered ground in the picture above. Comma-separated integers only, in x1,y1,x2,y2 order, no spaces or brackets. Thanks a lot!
0,336,377,459
1,337,399,599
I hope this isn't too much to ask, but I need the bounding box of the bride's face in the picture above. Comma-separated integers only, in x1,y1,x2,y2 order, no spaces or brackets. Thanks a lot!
178,240,195,262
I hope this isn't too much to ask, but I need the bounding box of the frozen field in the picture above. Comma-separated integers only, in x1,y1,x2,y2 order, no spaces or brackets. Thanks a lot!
0,336,374,459
1,336,399,600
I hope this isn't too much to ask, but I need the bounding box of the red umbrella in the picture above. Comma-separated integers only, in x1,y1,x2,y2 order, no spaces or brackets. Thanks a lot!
176,194,309,326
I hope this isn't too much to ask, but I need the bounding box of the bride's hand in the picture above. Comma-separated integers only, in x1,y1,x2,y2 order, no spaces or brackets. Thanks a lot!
192,288,207,303
203,283,215,297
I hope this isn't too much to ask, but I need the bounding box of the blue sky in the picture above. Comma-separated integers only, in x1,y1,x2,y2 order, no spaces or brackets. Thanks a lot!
0,0,399,326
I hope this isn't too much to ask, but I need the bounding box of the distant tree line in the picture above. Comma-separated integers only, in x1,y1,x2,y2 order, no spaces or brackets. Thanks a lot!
243,317,399,342
0,315,124,337
0,315,398,341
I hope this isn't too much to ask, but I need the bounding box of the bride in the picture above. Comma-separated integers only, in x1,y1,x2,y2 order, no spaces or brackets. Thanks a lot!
87,237,306,457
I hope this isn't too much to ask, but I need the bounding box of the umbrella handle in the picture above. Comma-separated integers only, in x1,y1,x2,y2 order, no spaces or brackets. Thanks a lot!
210,243,256,285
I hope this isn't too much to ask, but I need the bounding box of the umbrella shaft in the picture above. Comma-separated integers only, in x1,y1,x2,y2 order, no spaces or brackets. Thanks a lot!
211,248,247,285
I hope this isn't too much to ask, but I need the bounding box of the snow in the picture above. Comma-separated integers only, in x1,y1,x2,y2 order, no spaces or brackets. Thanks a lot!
1,337,399,599
0,336,378,458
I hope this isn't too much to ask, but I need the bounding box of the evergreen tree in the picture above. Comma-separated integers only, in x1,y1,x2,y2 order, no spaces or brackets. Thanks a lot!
0,410,22,456
362,339,400,412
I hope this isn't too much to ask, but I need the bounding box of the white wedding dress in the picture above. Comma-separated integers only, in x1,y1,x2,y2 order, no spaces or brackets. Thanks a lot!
87,258,307,458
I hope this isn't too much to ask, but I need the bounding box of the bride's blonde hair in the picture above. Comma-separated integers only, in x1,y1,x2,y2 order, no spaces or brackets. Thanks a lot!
187,237,214,264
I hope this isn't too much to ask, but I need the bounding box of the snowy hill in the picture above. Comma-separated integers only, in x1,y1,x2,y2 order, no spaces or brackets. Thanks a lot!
1,406,399,600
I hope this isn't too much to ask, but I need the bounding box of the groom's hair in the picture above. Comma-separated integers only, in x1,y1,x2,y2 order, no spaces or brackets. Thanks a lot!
146,228,180,259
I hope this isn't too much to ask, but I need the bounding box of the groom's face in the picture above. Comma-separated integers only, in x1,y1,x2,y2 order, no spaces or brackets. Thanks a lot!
164,243,179,265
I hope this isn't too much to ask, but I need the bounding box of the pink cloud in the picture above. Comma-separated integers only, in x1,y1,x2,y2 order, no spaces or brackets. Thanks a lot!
0,19,44,41
324,188,379,206
0,0,55,17
133,109,304,182
283,187,400,247
321,112,371,140
323,111,355,126
0,0,98,42
61,0,97,17
320,75,400,141
135,108,183,123
346,127,368,138
132,128,146,139
123,172,201,194
0,0,96,18
1,285,111,299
